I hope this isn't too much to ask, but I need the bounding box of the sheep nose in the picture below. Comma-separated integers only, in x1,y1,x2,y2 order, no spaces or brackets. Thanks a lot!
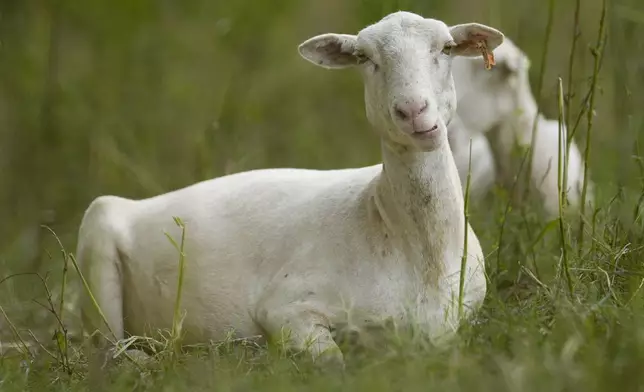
393,99,428,121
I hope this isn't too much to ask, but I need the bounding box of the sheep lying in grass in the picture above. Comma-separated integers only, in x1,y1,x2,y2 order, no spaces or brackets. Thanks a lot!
75,11,504,368
448,37,594,217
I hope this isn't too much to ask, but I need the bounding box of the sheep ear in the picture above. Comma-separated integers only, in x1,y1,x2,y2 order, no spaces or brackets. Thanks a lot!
449,23,504,59
298,33,359,69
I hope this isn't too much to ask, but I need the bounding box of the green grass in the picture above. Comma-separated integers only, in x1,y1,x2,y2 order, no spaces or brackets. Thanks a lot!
4,210,644,392
2,0,644,390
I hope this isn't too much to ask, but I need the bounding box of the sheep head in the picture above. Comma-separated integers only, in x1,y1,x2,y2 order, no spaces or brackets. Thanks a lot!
298,11,504,152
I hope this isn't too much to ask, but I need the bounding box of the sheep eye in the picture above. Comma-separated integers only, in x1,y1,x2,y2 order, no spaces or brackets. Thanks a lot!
355,51,379,71
355,51,370,64
441,42,456,55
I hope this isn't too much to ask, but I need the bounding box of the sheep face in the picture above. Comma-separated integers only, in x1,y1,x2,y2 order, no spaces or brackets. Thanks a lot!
452,37,535,135
298,11,504,152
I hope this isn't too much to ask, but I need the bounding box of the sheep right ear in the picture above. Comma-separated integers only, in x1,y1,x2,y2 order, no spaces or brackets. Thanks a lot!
449,23,504,57
298,34,359,69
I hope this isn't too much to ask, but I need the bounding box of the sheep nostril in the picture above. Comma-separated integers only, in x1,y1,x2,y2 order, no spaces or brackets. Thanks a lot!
395,107,408,120
419,101,428,114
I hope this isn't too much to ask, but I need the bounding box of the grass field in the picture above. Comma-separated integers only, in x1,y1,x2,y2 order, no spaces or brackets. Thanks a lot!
1,0,644,390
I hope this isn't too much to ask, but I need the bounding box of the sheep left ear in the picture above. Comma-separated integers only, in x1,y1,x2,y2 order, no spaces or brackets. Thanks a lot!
449,23,504,58
298,33,359,69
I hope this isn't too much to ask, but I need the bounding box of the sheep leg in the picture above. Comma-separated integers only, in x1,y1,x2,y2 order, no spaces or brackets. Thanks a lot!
80,250,152,372
257,303,344,369
78,248,124,346
76,197,152,372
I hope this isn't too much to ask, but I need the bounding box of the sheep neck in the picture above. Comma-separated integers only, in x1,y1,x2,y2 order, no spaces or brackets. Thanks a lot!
372,131,465,284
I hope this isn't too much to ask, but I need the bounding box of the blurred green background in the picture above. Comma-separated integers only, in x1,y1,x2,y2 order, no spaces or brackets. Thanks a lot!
0,0,642,330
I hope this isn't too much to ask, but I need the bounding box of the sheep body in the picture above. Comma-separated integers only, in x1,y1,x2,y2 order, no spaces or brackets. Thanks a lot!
78,155,484,347
76,11,504,367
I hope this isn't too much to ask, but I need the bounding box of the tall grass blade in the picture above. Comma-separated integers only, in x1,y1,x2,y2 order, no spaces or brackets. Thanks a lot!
578,0,608,255
557,77,574,298
458,138,473,319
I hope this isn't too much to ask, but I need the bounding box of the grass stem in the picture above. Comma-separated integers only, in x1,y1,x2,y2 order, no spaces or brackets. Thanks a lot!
164,216,188,359
557,76,574,298
458,138,473,319
578,0,608,256
524,0,556,202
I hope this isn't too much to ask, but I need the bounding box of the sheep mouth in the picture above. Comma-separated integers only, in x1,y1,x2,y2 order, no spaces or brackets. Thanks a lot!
412,125,439,138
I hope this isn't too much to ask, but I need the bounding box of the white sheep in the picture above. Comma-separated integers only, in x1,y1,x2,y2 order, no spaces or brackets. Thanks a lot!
447,37,594,217
75,11,504,368
447,37,534,200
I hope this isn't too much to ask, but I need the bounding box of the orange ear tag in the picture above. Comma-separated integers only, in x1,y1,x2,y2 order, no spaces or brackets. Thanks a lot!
476,40,495,70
